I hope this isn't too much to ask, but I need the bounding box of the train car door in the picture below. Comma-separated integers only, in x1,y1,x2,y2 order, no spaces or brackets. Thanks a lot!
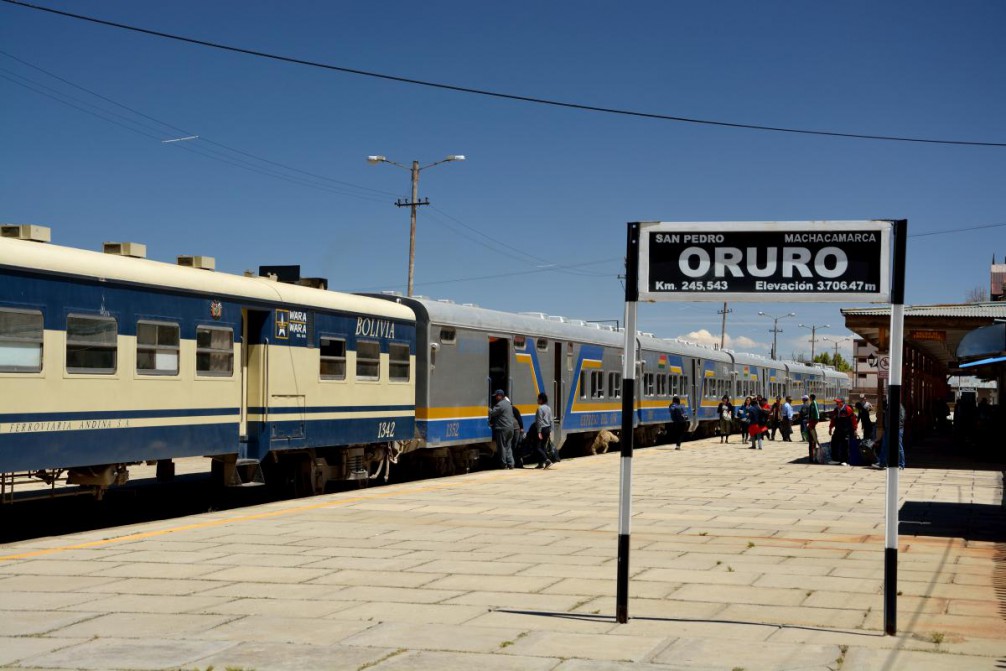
552,342,563,444
688,358,701,411
241,309,270,455
488,336,510,405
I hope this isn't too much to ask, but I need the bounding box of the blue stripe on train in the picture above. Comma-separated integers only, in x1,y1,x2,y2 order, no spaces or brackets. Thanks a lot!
420,417,491,446
0,423,238,472
2,415,416,471
1,408,240,423
244,415,416,460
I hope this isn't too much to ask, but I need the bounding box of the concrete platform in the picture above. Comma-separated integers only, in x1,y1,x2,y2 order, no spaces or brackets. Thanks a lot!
1,436,1003,670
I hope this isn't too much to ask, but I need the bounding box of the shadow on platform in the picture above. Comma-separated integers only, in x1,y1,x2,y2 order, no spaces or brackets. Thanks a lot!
495,608,885,638
899,501,1006,543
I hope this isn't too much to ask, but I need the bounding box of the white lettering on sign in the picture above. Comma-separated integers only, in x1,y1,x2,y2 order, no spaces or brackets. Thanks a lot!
639,220,892,302
356,317,395,339
277,309,309,340
678,246,848,279
784,232,876,244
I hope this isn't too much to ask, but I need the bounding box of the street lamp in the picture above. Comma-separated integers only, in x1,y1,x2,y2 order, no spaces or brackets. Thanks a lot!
821,336,854,360
798,323,830,360
758,311,796,360
367,154,465,296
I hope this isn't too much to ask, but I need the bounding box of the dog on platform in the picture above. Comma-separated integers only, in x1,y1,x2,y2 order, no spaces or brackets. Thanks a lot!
590,429,620,455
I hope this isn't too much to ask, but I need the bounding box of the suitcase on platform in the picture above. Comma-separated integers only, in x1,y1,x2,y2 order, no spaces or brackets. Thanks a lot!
859,438,877,465
815,442,831,464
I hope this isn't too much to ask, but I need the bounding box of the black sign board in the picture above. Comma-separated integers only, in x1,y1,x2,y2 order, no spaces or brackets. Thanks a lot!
638,221,891,302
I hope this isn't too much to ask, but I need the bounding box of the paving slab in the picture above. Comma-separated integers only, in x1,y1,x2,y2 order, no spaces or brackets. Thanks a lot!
22,637,235,670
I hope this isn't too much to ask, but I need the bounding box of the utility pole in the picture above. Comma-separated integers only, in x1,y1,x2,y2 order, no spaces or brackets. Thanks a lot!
758,311,795,360
367,154,465,297
799,323,830,360
717,302,732,350
822,336,853,362
398,160,423,298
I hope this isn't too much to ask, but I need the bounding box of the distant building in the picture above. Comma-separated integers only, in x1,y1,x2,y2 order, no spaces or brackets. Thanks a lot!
852,338,880,404
992,254,1006,301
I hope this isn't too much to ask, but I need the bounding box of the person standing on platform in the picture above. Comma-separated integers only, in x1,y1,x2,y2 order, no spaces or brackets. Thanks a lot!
736,397,752,445
533,392,555,468
874,399,906,469
768,396,782,440
828,397,858,466
856,394,874,442
489,389,517,470
717,394,734,443
799,394,811,442
748,396,767,450
510,398,525,467
807,394,821,462
780,396,795,442
667,395,689,450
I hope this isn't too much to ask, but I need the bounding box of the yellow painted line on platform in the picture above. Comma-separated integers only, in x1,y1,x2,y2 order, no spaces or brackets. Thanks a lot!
0,472,508,562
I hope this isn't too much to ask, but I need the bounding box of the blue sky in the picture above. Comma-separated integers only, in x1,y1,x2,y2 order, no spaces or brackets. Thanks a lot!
2,1,1004,360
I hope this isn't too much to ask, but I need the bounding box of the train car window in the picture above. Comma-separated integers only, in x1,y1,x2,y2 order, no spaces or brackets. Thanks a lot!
136,321,179,375
643,372,655,397
590,370,604,399
536,338,549,352
608,372,622,398
196,326,234,376
356,340,380,380
389,342,410,381
656,374,666,396
579,371,587,399
0,308,43,372
320,337,347,380
439,328,456,344
66,314,117,374
514,335,526,350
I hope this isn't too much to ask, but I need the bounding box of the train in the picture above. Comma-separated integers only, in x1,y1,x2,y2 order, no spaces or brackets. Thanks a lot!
0,226,850,501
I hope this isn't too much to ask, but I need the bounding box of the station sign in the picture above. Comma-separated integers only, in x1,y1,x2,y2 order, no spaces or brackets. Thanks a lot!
637,221,892,303
910,329,946,342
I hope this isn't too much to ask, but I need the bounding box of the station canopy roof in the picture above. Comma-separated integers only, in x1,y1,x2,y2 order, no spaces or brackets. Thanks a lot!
841,302,1006,377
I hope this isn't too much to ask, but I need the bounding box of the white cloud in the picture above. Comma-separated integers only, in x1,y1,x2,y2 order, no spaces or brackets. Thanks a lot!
679,329,767,352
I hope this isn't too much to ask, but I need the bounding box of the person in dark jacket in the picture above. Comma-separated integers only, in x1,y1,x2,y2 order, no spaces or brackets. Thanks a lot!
667,395,689,450
489,389,517,469
828,397,857,465
855,395,874,442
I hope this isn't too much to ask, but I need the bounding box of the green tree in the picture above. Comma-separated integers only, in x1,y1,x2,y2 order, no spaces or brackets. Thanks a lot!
812,352,852,372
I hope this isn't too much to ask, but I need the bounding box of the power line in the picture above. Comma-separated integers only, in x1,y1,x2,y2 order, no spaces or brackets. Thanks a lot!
354,257,620,293
0,50,398,202
427,206,602,277
909,221,1006,238
4,0,1005,149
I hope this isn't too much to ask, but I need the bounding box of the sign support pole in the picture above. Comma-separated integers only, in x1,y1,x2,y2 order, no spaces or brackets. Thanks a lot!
884,218,907,635
616,222,640,624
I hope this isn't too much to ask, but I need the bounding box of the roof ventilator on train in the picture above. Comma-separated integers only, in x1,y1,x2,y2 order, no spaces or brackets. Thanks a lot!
177,255,216,270
1,224,51,242
103,242,147,258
